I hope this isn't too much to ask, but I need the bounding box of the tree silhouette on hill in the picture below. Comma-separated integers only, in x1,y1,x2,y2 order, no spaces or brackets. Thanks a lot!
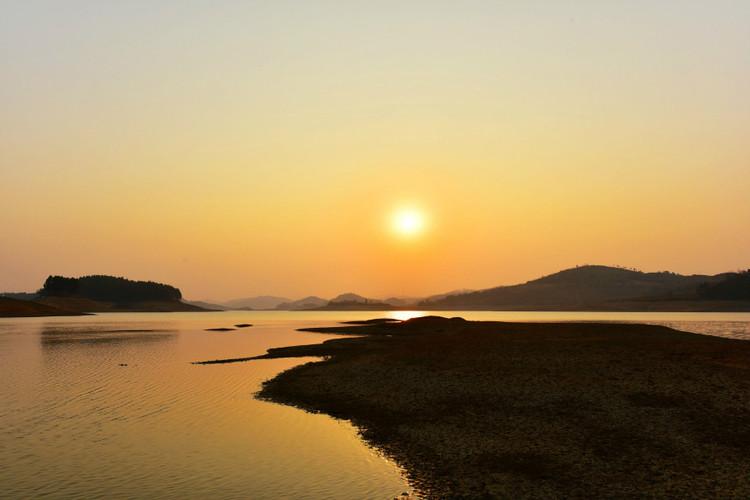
39,275,182,302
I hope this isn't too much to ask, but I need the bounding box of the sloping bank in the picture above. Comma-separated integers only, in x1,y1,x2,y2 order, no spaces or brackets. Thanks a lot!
195,316,750,498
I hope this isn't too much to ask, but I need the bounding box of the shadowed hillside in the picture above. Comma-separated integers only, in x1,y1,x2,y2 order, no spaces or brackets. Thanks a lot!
0,297,84,317
266,266,750,312
421,265,745,310
698,271,750,300
34,275,204,313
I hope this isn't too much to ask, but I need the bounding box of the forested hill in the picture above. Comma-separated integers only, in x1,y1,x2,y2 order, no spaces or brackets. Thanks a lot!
1,275,202,317
420,265,749,311
698,271,750,300
39,275,183,303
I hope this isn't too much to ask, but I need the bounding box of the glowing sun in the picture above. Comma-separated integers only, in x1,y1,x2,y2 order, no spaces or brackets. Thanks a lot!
392,209,426,237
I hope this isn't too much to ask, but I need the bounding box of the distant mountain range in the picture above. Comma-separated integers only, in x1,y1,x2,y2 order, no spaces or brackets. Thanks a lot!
188,289,475,311
183,300,226,311
275,296,328,310
418,265,750,311
4,266,749,317
221,295,292,310
207,266,749,312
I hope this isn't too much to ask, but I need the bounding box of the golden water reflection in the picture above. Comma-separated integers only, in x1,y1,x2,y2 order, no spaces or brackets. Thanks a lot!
2,309,750,499
0,312,410,499
388,310,430,322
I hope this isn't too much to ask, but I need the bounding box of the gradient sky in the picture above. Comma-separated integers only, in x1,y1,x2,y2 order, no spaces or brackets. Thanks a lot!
1,1,748,300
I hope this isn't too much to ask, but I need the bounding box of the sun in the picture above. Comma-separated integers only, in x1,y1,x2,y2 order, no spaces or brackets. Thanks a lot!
392,208,425,237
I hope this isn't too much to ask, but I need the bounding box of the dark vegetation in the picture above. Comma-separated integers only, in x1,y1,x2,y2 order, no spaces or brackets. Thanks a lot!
39,275,182,302
420,265,750,310
698,270,750,300
2,275,204,316
242,316,750,498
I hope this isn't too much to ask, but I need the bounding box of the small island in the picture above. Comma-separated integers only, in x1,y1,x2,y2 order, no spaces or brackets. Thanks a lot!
236,316,750,498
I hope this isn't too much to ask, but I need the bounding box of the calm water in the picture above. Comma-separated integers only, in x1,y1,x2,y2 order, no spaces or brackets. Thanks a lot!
0,312,410,500
2,310,749,499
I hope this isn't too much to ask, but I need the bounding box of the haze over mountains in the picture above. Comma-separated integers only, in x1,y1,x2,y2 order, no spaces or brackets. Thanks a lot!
194,265,749,312
222,296,292,310
275,296,328,310
195,290,476,310
3,266,749,317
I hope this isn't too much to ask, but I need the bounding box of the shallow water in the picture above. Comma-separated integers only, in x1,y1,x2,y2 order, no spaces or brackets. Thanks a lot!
1,310,749,499
0,312,410,499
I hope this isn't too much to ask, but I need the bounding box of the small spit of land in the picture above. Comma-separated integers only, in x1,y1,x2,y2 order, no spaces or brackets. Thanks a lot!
0,297,85,317
204,316,750,498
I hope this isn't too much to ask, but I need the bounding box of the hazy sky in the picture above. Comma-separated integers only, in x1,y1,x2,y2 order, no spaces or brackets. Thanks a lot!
2,1,748,300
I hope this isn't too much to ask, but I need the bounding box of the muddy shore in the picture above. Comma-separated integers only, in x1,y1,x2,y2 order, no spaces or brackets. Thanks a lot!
238,316,750,497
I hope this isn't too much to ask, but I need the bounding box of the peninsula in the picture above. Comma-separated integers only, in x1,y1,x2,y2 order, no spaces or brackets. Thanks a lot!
233,316,750,497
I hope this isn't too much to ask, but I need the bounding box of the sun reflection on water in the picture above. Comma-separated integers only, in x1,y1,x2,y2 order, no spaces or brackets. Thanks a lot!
389,311,430,322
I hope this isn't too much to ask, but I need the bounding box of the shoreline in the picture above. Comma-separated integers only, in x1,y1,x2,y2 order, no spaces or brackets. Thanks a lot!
304,299,750,313
242,316,750,497
300,304,750,313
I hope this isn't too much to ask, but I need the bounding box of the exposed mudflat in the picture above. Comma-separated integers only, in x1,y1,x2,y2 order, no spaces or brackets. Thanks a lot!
250,316,750,498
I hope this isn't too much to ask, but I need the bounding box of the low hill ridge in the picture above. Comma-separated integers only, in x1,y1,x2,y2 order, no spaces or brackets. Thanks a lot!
420,265,743,310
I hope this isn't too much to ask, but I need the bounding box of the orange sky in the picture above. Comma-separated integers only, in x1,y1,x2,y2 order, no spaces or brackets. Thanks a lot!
1,2,748,300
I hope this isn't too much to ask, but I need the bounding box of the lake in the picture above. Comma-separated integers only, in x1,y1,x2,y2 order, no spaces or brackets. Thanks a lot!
2,310,749,499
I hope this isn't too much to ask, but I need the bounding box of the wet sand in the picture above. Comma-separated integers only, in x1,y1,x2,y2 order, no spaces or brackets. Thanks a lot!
244,316,750,498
